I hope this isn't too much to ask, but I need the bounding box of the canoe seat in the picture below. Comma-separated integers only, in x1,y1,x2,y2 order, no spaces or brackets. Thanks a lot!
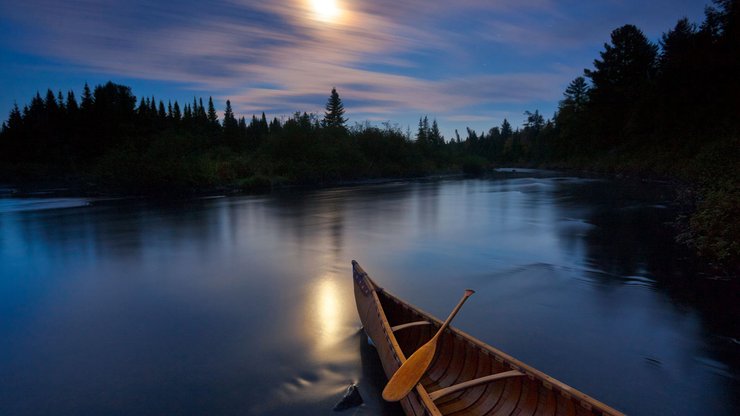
390,321,432,332
428,370,525,401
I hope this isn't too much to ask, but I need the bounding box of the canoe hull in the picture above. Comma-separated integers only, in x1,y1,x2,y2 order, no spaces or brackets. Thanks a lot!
354,261,437,415
352,261,625,416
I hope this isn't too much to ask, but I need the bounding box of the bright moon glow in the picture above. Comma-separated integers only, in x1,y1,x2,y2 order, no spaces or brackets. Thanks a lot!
309,0,341,22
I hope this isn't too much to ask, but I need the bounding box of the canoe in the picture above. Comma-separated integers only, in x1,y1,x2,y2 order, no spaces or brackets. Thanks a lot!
352,260,625,416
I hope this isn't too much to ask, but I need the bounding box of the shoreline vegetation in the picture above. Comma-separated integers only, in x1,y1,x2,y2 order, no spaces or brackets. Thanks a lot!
1,1,738,274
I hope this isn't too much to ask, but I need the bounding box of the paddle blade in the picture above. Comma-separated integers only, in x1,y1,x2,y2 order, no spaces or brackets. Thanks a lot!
382,340,437,401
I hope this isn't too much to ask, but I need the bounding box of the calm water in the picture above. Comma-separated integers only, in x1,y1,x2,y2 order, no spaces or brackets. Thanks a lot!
0,172,738,415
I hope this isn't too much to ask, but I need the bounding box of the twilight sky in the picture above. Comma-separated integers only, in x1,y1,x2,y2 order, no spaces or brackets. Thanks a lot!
0,0,709,137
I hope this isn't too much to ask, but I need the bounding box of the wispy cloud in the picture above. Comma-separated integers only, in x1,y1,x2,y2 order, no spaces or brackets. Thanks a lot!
1,0,709,129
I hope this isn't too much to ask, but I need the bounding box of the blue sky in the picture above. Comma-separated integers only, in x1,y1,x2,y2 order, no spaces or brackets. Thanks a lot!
0,0,709,138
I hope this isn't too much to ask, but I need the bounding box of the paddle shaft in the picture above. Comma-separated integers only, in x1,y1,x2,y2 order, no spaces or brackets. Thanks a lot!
433,289,475,342
382,289,475,402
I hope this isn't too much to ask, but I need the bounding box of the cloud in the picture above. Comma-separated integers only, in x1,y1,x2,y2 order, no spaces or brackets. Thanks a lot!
0,0,709,129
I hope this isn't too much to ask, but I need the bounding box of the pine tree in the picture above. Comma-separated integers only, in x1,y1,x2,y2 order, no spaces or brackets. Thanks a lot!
260,112,269,137
57,91,66,110
500,119,512,139
584,24,657,140
6,103,22,132
207,97,218,126
322,87,347,128
523,110,545,132
560,77,589,113
149,96,157,115
137,97,148,117
416,117,428,143
182,104,193,126
221,100,239,148
429,119,443,145
66,91,78,113
223,100,237,129
172,101,182,122
80,82,94,112
45,89,58,114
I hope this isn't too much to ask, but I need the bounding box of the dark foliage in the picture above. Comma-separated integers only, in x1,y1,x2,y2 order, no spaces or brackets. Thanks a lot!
1,1,738,270
322,87,347,129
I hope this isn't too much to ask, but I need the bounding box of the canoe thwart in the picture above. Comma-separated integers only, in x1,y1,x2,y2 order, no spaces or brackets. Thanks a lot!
428,370,525,401
352,261,626,415
391,321,432,332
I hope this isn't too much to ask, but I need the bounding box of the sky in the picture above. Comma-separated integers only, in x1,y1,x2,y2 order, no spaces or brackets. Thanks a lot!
0,0,710,138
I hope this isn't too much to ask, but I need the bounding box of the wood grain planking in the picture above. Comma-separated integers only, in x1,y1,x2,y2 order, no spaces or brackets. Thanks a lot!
438,350,494,414
512,379,539,416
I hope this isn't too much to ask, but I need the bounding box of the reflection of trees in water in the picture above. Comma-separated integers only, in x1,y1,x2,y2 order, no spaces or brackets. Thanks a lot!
2,199,228,265
552,179,691,280
266,183,415,255
552,178,740,404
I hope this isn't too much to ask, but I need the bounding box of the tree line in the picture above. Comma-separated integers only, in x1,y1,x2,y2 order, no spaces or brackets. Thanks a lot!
1,0,737,270
444,0,738,271
0,80,466,192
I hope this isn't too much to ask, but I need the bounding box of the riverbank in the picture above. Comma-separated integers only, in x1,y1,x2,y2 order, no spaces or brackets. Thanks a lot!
3,162,736,278
537,138,740,278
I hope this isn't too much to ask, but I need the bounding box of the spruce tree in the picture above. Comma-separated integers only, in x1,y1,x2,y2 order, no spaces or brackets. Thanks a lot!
57,91,66,110
6,104,22,132
222,100,239,148
500,119,513,139
430,119,443,145
223,100,238,130
584,24,657,140
207,97,219,126
322,87,347,128
80,83,93,112
416,117,428,143
561,77,589,113
173,102,182,122
66,91,78,113
260,112,269,137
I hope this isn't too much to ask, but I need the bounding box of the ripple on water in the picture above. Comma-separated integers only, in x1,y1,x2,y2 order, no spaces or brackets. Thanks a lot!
252,366,352,414
0,197,91,213
694,356,736,379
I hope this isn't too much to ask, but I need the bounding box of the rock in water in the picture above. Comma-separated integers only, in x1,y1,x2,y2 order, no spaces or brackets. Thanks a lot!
333,383,363,411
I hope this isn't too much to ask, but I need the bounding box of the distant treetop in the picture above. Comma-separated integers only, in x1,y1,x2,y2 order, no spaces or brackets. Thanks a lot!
322,87,347,128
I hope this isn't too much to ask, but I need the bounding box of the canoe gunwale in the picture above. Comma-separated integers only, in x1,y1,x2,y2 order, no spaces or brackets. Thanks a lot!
353,261,443,415
352,260,625,416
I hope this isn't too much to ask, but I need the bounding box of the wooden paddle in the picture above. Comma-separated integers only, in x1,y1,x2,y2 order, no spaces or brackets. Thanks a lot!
382,289,475,402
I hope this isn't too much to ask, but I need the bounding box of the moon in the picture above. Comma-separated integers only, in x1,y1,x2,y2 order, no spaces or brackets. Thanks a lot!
309,0,341,23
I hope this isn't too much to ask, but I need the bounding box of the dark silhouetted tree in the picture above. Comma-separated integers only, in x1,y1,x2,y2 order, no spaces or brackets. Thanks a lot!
555,77,590,158
172,101,182,122
223,99,239,148
429,119,443,145
80,83,94,113
523,110,545,132
500,119,512,139
561,77,590,113
207,97,218,127
416,116,429,144
585,24,658,143
322,87,347,128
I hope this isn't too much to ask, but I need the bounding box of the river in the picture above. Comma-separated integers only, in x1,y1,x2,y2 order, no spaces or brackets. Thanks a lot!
0,171,737,415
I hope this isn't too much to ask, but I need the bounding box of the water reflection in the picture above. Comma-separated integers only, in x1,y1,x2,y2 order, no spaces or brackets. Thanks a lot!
0,175,738,415
311,276,342,352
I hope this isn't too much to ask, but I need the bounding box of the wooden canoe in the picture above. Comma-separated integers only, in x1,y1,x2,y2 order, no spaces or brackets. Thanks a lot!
352,260,625,416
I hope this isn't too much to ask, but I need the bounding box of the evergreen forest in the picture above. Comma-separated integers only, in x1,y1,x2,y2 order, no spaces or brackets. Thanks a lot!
1,0,738,272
